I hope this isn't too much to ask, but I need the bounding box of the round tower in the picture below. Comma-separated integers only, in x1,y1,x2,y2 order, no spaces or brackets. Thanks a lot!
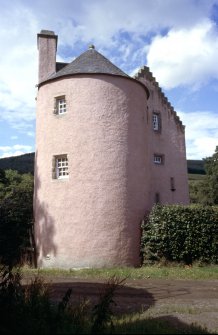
34,31,150,268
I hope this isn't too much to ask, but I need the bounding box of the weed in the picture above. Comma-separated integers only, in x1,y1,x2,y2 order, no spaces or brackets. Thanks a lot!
91,275,126,334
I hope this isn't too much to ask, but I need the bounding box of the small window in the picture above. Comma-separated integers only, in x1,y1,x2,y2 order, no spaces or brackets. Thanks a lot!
155,192,160,204
154,154,164,164
170,177,176,191
54,155,69,179
54,96,66,115
152,112,161,131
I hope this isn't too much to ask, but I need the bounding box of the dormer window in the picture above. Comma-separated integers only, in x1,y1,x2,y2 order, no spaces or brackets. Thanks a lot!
153,112,161,131
54,96,66,115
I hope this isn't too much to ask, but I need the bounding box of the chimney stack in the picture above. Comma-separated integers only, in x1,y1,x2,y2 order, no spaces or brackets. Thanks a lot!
37,30,58,84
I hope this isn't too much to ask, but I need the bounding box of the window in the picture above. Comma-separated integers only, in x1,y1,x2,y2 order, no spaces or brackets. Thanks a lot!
54,96,66,115
54,155,69,179
154,154,164,164
152,112,161,131
170,177,176,191
155,192,160,204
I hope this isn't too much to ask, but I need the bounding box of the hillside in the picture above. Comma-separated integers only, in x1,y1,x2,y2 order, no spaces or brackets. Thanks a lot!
0,152,205,175
187,159,205,174
0,152,35,174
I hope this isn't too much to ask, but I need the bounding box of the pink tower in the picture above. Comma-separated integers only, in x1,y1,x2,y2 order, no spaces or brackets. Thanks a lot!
34,30,189,269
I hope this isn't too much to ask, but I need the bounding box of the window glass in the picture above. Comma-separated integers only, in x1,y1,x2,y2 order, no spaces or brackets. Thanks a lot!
57,98,66,114
55,156,69,179
152,112,161,131
54,96,66,115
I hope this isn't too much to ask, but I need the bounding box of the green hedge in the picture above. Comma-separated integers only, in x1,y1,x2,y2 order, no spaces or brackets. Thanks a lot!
141,205,218,265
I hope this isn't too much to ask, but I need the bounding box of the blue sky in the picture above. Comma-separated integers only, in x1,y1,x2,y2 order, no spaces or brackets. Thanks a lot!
0,0,218,159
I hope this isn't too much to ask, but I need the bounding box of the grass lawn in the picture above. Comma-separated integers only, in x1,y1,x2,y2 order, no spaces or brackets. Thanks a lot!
22,264,218,280
188,173,206,181
110,314,211,334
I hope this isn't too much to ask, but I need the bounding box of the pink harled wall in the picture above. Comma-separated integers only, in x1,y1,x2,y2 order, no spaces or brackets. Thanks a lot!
135,67,190,208
34,75,149,268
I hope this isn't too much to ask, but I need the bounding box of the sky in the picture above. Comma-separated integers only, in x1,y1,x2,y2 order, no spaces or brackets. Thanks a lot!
0,0,218,160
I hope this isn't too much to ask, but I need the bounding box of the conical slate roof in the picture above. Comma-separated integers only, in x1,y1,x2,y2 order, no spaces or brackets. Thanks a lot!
49,47,129,80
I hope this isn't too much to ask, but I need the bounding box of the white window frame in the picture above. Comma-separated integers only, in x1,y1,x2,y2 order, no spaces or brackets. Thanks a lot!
56,155,69,179
54,96,66,115
152,112,160,131
154,154,164,165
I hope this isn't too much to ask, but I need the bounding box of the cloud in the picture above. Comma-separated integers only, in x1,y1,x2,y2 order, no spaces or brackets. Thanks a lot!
0,0,218,161
146,20,218,89
0,144,32,158
177,110,218,159
26,131,35,137
52,0,218,47
0,0,217,117
0,5,38,131
0,151,28,159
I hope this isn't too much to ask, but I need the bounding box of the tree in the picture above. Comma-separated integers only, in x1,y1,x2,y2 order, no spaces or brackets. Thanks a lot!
199,146,218,205
0,169,7,199
0,170,34,270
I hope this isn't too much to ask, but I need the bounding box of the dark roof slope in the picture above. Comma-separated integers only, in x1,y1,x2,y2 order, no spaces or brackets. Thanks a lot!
49,47,129,80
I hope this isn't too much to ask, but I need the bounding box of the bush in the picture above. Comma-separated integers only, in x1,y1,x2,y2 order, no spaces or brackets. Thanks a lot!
91,276,126,334
0,170,34,269
141,205,218,265
0,268,91,334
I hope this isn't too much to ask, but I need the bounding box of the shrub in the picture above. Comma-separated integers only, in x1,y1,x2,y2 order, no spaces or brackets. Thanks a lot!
0,171,34,269
141,205,218,265
91,276,126,334
0,268,90,334
0,266,125,334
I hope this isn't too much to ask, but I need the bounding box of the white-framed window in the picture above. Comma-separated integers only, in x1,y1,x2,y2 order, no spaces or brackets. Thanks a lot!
152,112,161,131
54,96,66,115
154,154,164,165
55,155,69,179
